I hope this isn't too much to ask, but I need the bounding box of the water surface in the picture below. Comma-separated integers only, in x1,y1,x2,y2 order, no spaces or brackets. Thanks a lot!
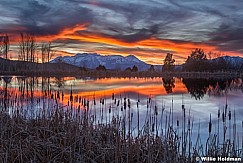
1,76,242,148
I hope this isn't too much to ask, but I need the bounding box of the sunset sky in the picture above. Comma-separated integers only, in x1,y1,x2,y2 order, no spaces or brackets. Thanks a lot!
1,0,243,64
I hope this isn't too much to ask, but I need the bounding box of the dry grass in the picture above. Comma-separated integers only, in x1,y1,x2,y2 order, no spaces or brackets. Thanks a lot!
0,78,242,162
0,109,180,163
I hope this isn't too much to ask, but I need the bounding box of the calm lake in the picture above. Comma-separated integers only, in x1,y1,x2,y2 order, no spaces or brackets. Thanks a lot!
1,76,243,147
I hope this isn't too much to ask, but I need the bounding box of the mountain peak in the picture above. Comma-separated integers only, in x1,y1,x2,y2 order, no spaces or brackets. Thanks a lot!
126,54,136,58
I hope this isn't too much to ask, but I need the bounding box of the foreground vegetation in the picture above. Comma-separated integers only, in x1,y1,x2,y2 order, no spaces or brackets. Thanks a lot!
0,79,242,162
1,110,180,162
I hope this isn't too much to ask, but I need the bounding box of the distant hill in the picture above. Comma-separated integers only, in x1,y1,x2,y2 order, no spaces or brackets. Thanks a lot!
1,54,243,76
212,56,243,69
183,55,243,72
51,53,151,71
0,57,82,76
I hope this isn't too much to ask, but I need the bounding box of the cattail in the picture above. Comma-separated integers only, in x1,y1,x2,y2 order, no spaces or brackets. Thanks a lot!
57,91,60,99
128,99,131,108
177,119,179,127
79,96,81,103
228,110,231,121
117,100,120,107
114,98,116,104
155,105,158,115
87,100,89,109
222,112,225,122
84,98,86,107
136,102,138,108
70,86,73,102
109,106,111,114
124,99,126,110
182,104,185,110
70,94,73,102
93,98,96,105
218,109,220,118
209,114,212,133
112,93,114,100
149,97,151,103
121,106,123,111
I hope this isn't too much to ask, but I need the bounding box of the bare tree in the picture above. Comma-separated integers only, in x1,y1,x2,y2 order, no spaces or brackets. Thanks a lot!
208,51,223,59
18,33,36,62
41,41,54,63
208,51,213,60
19,33,25,61
30,36,36,62
0,34,9,59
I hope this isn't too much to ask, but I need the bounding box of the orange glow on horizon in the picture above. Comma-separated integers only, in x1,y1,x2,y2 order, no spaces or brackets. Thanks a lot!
7,24,243,64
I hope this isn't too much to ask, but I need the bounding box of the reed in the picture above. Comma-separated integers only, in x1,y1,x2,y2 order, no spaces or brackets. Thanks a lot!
0,79,242,162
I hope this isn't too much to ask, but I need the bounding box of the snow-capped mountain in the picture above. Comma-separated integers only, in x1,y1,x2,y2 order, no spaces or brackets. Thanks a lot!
212,56,243,69
51,53,151,71
221,56,243,66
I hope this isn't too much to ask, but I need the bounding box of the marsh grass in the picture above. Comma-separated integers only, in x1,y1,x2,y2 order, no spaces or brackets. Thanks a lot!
0,78,242,162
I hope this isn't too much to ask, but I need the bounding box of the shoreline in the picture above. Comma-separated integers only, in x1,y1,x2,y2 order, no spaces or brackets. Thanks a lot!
0,71,242,79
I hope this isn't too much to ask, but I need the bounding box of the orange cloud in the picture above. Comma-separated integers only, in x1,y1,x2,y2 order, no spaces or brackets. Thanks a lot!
36,24,89,42
8,23,243,64
40,29,233,64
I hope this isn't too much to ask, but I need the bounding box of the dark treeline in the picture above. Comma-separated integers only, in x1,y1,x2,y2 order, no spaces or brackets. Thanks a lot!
182,48,240,72
0,57,82,76
161,77,242,99
163,48,243,72
182,78,241,99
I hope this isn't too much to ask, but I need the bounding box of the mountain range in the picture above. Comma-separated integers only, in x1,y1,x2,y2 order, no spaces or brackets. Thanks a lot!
51,53,152,71
213,56,243,69
51,53,243,71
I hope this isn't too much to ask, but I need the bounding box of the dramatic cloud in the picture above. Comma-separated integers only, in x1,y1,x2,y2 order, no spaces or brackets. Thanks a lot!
209,24,243,53
0,0,94,35
1,0,243,64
